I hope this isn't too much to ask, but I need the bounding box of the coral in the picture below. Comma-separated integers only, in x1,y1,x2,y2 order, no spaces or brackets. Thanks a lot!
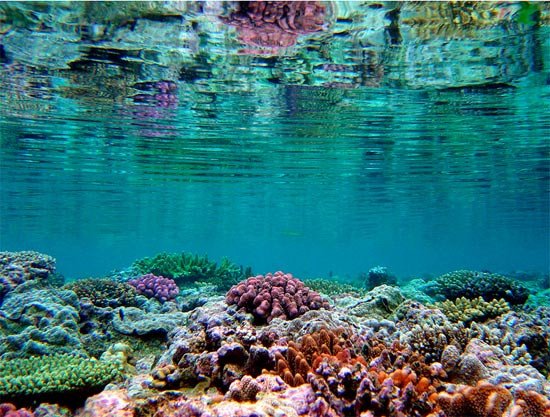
128,274,178,303
227,375,262,402
74,389,134,417
224,1,326,49
131,252,250,290
303,278,365,297
427,270,530,305
0,354,123,404
226,271,330,323
0,403,34,417
64,279,140,308
0,289,83,358
395,302,469,363
510,390,550,417
364,266,397,290
437,381,513,417
346,285,405,319
111,306,187,337
0,251,56,301
432,296,510,324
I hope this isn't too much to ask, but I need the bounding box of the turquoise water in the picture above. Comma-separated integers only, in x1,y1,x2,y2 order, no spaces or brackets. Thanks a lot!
0,2,549,280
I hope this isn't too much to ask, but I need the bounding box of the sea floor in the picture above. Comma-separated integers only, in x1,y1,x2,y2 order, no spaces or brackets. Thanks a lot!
0,251,548,417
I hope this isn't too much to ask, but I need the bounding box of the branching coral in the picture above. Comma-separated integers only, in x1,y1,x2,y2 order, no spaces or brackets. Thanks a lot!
432,296,510,324
0,354,123,405
132,252,250,290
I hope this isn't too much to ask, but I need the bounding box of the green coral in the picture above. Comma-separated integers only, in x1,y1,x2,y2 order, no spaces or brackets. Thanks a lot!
303,278,366,297
427,270,530,305
431,296,510,324
64,278,140,308
0,354,123,400
132,252,251,291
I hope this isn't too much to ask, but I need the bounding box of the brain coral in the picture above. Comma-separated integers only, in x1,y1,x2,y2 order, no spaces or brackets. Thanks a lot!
226,271,330,323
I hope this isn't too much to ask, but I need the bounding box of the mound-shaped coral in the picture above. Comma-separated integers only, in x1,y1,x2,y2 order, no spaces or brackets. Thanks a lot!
226,271,330,323
64,279,140,308
128,274,178,303
427,270,529,305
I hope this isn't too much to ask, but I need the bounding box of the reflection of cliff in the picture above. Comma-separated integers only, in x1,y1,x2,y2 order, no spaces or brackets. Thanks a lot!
0,1,547,95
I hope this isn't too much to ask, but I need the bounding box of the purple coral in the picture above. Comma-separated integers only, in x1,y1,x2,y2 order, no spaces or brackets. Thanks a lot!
225,271,330,323
128,274,179,303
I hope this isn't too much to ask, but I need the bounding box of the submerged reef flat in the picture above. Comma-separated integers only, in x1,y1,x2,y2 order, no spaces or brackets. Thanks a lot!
0,251,549,417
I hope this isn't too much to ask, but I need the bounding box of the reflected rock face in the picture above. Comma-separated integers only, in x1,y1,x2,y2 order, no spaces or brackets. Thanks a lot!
225,1,326,48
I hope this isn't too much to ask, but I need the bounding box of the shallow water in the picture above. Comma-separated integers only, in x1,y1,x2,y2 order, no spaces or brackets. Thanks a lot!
0,1,549,280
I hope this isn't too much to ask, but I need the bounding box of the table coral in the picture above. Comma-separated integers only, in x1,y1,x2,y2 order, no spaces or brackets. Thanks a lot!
226,271,330,323
127,274,178,303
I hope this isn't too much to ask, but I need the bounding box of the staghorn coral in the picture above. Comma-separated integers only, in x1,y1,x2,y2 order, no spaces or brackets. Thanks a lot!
432,296,510,324
127,274,179,303
426,270,529,305
64,278,140,308
226,271,330,324
132,252,250,290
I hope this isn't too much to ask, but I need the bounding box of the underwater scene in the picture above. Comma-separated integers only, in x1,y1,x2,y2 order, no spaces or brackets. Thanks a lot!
0,1,549,417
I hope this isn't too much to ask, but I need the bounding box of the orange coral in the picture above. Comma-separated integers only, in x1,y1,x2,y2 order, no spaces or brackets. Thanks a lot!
509,390,550,417
438,381,513,417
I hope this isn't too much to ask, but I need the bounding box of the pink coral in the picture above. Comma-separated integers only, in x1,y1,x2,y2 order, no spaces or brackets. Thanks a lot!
128,274,179,302
226,271,330,323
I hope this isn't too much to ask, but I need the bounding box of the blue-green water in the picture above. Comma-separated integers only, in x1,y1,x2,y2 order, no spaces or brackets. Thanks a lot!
0,2,549,280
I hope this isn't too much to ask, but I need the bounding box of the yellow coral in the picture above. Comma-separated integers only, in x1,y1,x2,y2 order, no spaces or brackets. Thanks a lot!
432,297,510,324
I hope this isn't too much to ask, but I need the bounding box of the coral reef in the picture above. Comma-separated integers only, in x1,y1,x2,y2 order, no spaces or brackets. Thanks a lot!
127,274,178,303
303,278,365,297
426,270,530,305
225,271,330,323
